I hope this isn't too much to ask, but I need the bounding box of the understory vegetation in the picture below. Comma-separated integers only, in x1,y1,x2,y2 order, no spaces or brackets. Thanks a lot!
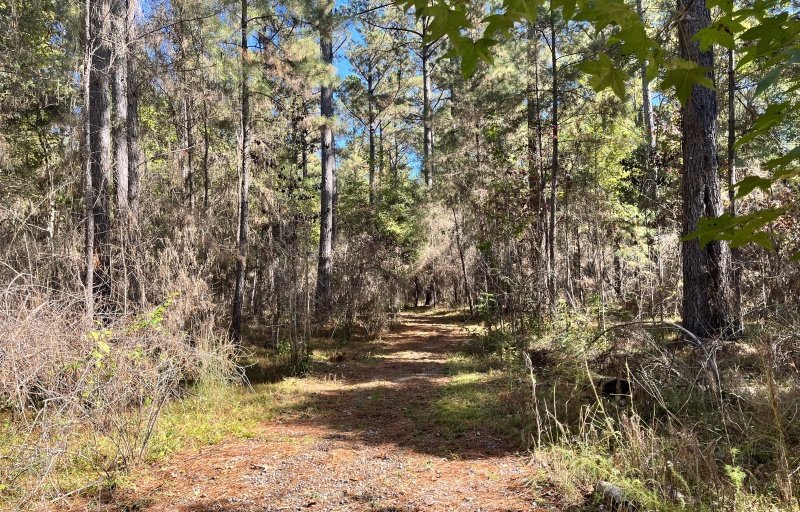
4,0,800,509
455,306,800,510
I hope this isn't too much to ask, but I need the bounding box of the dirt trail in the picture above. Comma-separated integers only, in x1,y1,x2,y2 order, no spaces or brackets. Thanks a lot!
94,312,556,511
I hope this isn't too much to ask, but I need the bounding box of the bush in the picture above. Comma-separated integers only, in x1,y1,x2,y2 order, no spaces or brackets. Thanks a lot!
0,285,237,507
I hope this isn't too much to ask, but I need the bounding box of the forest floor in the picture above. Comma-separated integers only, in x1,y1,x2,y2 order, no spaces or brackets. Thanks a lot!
64,310,565,512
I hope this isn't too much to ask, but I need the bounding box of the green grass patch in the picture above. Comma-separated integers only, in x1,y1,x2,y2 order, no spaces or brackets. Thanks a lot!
433,372,521,435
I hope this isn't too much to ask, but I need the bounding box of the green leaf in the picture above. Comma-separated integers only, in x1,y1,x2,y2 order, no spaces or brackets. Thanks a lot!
460,37,498,78
97,340,111,355
734,176,772,198
774,167,800,179
483,14,517,38
764,145,800,170
682,209,784,251
552,0,577,20
660,59,715,105
424,4,473,44
734,102,788,149
504,0,540,24
784,47,800,64
574,0,638,31
754,66,781,97
693,24,735,51
733,130,759,149
645,48,666,83
611,24,651,59
731,231,774,249
577,53,629,99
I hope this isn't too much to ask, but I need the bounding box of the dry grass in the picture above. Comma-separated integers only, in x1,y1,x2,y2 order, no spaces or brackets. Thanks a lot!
520,315,800,511
0,283,238,509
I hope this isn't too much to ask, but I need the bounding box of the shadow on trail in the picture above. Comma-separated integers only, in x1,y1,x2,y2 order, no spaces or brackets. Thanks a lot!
284,314,525,460
180,500,405,512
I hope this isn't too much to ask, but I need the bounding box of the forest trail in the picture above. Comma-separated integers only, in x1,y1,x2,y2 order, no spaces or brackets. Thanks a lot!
87,311,558,512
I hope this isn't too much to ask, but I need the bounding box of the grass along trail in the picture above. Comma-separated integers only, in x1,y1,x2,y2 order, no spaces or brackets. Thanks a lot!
73,311,557,511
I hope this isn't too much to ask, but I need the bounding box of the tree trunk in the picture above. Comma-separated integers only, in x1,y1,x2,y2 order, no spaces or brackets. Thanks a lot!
368,68,376,205
316,1,335,319
84,0,95,317
453,207,473,315
112,0,129,307
112,0,128,220
728,46,743,335
230,0,251,343
127,0,143,307
547,19,558,308
184,96,195,212
202,100,210,211
421,17,433,188
378,121,384,180
301,126,308,180
527,26,545,323
89,0,113,310
678,0,733,338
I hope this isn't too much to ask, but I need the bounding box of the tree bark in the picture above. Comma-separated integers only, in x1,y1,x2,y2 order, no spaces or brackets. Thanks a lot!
112,0,128,220
202,100,210,211
112,0,129,307
315,0,335,319
230,0,251,343
89,0,113,310
678,0,733,338
84,0,95,317
547,19,558,308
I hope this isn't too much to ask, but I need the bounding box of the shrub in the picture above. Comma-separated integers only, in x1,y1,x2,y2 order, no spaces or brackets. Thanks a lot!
0,285,237,507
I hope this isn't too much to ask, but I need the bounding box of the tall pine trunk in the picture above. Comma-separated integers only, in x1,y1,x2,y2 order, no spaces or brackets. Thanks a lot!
183,97,195,212
230,0,251,342
547,19,558,309
112,0,129,308
315,0,335,319
527,26,544,326
678,0,733,338
84,0,95,317
89,0,113,310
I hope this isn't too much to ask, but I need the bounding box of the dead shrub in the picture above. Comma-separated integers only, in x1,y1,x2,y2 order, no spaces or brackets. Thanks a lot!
0,282,237,507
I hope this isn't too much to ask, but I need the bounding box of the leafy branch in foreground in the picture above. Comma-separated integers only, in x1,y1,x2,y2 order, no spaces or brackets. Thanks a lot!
396,0,800,257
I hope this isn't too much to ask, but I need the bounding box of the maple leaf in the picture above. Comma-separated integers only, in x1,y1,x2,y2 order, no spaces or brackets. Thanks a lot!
577,53,629,99
660,59,715,105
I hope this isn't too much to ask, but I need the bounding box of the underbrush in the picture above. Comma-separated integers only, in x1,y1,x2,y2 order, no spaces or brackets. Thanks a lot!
0,289,239,509
478,311,800,510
